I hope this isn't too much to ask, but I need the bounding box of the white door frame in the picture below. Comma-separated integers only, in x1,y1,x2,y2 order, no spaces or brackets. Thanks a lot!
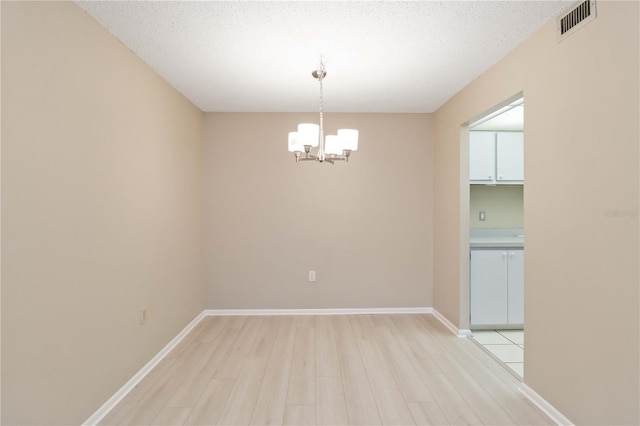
459,92,524,331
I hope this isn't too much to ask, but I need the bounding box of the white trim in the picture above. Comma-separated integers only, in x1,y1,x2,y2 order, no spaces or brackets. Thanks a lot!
203,307,433,316
82,308,573,426
83,311,206,426
84,306,435,424
519,383,574,426
431,309,472,337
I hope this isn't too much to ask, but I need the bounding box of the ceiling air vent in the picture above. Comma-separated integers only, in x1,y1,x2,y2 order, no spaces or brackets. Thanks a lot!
556,0,597,42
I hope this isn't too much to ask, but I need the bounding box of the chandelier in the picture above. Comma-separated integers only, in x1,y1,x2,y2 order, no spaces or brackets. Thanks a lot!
287,61,359,164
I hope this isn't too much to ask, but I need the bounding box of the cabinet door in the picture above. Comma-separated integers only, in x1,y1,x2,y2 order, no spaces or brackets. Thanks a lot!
469,132,496,182
507,250,524,324
496,132,524,182
470,250,508,325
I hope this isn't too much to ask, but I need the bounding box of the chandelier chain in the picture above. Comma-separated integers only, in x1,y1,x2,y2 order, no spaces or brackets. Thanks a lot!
318,62,325,161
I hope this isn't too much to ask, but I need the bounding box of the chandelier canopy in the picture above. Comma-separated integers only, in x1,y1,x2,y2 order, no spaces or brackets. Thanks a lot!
287,61,359,164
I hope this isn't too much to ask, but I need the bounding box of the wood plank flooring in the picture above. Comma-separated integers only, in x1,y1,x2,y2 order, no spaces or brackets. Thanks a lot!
99,314,552,425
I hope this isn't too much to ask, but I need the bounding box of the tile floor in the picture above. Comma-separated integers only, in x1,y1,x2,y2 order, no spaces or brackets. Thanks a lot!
470,330,524,378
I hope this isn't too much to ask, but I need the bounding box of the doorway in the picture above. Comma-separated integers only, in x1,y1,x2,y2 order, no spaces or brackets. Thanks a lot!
461,95,525,378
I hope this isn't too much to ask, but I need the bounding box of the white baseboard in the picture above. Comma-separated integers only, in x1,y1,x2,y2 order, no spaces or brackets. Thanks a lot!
84,306,435,424
85,306,572,426
83,311,206,425
519,383,573,426
204,307,433,316
431,308,472,337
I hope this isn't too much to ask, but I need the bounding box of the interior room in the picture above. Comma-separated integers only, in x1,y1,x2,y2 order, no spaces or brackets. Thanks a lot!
2,1,638,425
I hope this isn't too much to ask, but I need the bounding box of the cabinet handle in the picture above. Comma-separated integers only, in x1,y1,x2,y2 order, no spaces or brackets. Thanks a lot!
488,175,493,179
498,175,503,180
502,252,507,257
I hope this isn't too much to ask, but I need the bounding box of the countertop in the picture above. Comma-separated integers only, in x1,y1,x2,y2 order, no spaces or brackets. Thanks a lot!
470,228,524,248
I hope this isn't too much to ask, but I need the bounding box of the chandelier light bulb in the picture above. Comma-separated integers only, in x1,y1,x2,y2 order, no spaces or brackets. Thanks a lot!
324,135,342,156
337,129,359,151
297,123,320,148
288,132,304,153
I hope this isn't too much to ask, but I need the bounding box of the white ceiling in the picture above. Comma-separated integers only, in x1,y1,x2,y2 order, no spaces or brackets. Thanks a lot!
75,1,571,113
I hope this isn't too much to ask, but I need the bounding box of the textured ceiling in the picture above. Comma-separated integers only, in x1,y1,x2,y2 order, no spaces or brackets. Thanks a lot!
76,1,571,113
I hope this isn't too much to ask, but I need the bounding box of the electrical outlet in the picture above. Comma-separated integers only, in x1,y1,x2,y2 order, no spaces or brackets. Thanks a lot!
308,270,316,283
479,211,486,221
140,309,147,325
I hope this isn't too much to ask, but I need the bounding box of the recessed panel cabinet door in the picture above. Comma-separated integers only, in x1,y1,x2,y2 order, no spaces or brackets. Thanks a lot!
469,132,496,182
470,250,508,325
496,132,524,181
507,250,524,324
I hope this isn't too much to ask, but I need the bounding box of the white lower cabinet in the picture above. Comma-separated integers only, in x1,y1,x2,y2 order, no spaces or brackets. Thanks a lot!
470,249,524,327
506,250,524,324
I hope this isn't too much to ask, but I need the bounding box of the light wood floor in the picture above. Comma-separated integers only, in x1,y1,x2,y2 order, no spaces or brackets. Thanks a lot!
99,314,552,425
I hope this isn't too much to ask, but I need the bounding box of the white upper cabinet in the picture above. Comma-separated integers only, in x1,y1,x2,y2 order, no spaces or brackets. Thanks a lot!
469,131,496,182
496,132,524,182
470,131,523,184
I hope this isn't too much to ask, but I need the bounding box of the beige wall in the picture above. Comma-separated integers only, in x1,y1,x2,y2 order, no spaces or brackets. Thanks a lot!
203,113,433,309
469,185,523,229
1,2,204,424
433,2,639,424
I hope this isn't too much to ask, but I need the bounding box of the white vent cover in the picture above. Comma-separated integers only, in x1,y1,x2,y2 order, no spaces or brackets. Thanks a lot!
557,0,597,42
